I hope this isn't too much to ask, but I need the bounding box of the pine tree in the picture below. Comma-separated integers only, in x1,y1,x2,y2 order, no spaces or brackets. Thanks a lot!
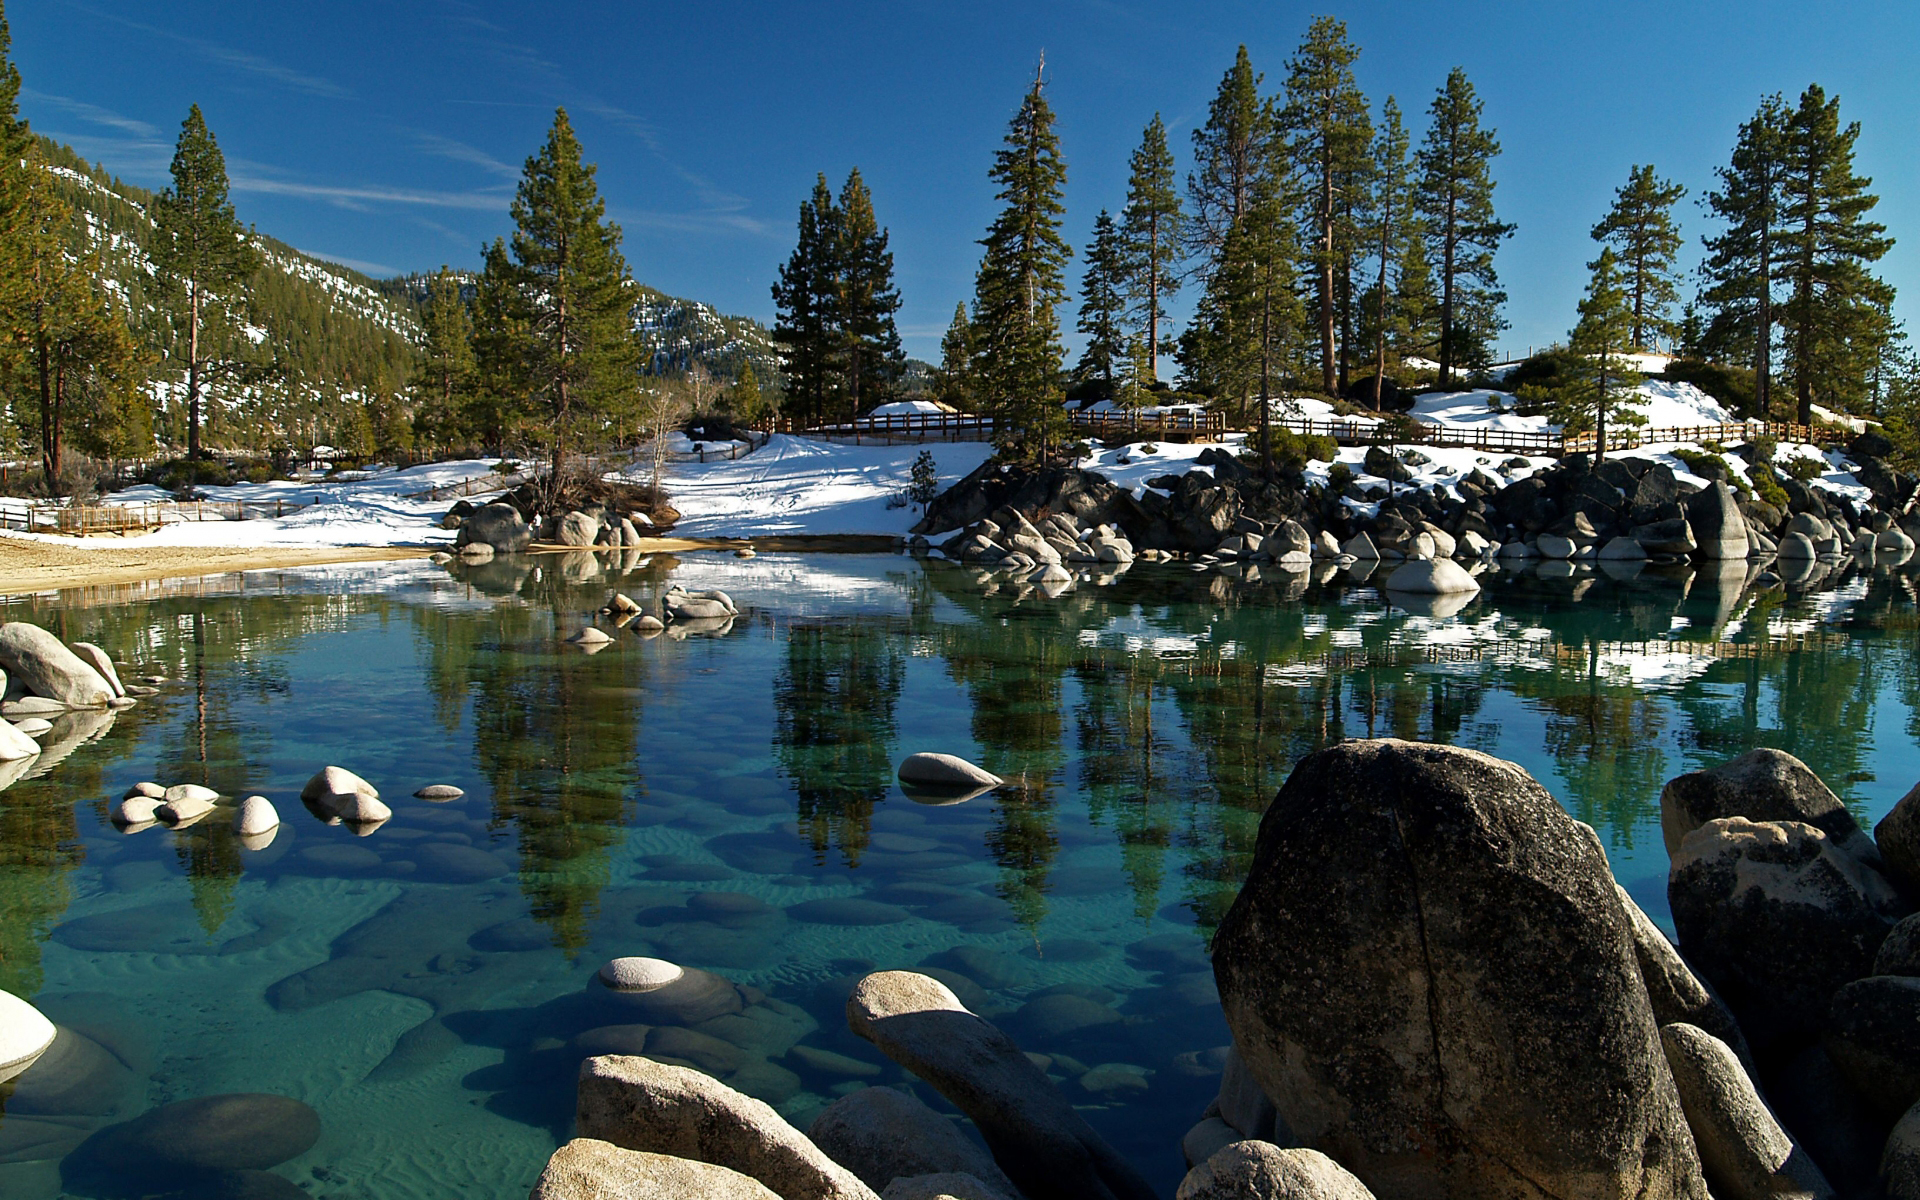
415,266,475,453
1565,248,1643,458
1187,47,1273,270
1775,84,1894,424
506,108,642,483
1591,165,1685,350
151,104,261,460
1280,16,1372,396
467,238,526,456
1414,69,1512,388
730,363,771,427
15,145,147,489
0,1,31,336
1360,96,1426,409
932,302,974,409
1119,114,1182,378
1075,210,1128,387
971,61,1072,463
772,175,838,425
1700,95,1789,415
832,168,904,417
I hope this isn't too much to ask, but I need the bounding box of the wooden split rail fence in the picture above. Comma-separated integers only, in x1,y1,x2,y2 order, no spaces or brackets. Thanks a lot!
781,408,1850,459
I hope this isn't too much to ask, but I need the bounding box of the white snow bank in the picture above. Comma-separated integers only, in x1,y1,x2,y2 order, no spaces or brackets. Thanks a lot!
653,435,992,537
866,399,955,418
1409,379,1733,436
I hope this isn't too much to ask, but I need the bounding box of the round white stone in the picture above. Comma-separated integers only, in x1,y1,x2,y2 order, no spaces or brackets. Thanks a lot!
0,988,56,1083
117,796,162,825
567,627,613,645
162,783,220,804
598,956,684,993
414,784,465,801
123,782,166,800
235,795,280,836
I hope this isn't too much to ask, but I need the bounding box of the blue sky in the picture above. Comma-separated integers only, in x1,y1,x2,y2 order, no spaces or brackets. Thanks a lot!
15,0,1920,368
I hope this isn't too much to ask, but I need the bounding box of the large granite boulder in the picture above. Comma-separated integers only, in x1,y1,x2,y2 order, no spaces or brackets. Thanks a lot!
531,1138,781,1199
1823,975,1920,1119
1177,1142,1377,1200
1212,739,1706,1200
1874,782,1920,896
1659,1023,1832,1200
1617,887,1754,1071
808,1086,1016,1197
1669,818,1907,1053
1684,481,1750,560
846,971,1156,1200
575,1055,877,1200
0,623,114,707
456,502,532,553
1659,749,1875,862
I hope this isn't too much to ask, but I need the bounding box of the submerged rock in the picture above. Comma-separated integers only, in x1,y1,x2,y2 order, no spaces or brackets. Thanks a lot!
598,957,684,993
62,1093,320,1194
808,1086,1016,1196
1213,738,1705,1200
575,1055,878,1200
847,970,1157,1200
531,1139,781,1200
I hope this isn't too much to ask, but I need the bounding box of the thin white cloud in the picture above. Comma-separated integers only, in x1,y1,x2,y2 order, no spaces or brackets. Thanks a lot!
611,205,780,239
412,132,521,182
296,249,400,278
68,4,351,99
21,88,157,137
231,176,509,212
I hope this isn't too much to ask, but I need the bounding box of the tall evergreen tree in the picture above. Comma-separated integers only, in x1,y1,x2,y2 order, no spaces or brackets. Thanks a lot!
1591,165,1685,350
932,301,974,410
1565,248,1643,458
467,238,525,456
971,62,1072,463
1187,47,1273,271
1414,69,1512,388
15,146,146,489
0,1,30,335
1700,95,1789,415
1119,114,1182,379
151,104,260,460
505,108,642,483
831,168,904,416
1075,210,1128,387
1775,83,1894,424
416,266,475,452
771,175,838,425
1279,16,1372,396
1359,96,1430,408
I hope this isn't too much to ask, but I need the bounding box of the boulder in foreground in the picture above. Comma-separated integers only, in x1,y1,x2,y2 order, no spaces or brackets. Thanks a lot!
1213,738,1706,1200
530,1138,779,1200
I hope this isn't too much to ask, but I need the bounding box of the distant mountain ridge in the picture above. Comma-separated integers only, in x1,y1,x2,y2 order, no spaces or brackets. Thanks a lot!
35,136,789,449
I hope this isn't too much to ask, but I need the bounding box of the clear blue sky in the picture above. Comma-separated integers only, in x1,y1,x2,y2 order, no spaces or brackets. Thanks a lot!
16,0,1920,368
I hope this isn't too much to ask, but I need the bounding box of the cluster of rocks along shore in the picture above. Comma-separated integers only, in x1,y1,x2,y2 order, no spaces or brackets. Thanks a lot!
519,738,1920,1200
913,434,1920,598
439,485,665,564
0,621,160,791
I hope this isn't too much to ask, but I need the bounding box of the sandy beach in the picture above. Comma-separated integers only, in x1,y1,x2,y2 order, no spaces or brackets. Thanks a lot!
0,538,430,593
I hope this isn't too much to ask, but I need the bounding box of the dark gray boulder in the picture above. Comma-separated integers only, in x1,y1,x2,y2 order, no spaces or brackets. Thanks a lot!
1177,1142,1377,1200
808,1086,1016,1197
1363,446,1413,483
1876,913,1920,976
1764,1044,1889,1197
1823,976,1920,1120
1874,781,1920,896
1684,481,1750,559
456,502,533,553
1669,818,1907,1054
1659,1023,1832,1200
1212,739,1706,1200
1659,748,1875,862
1617,886,1755,1071
1886,1104,1920,1200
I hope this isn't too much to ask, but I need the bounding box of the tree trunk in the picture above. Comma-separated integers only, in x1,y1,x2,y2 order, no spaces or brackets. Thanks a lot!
1260,271,1274,477
1374,194,1392,412
1795,177,1815,427
1319,153,1337,396
37,334,55,493
1438,192,1457,390
1147,213,1160,380
187,279,203,460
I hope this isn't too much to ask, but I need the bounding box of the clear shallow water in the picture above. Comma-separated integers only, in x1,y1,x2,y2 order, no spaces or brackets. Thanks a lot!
0,550,1917,1198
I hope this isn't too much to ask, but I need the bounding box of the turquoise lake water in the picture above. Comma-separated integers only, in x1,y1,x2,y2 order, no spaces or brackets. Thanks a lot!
0,550,1916,1198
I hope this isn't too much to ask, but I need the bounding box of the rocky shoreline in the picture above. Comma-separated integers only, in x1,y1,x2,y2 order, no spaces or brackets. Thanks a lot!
519,737,1920,1200
909,436,1920,600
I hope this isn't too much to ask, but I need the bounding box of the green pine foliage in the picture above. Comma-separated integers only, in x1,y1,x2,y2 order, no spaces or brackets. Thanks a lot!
151,104,263,459
1565,248,1646,456
932,302,974,410
501,108,644,479
1414,68,1513,387
1591,165,1686,351
1075,210,1128,387
412,266,475,454
1356,95,1435,408
1700,94,1789,415
1775,84,1895,425
971,63,1072,463
1120,114,1182,379
1279,16,1372,396
772,168,904,423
